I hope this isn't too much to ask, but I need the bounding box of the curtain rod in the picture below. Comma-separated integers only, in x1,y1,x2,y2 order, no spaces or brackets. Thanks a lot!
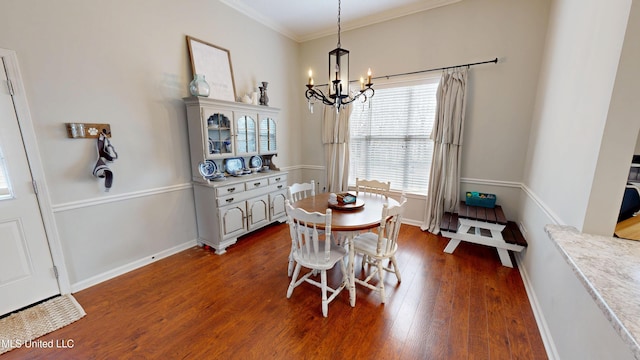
374,57,498,81
315,57,499,87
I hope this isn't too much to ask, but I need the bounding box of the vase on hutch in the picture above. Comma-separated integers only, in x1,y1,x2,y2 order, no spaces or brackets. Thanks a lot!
259,81,269,106
189,74,210,97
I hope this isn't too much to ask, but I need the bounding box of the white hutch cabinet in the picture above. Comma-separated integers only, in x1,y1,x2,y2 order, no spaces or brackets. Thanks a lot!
184,97,287,254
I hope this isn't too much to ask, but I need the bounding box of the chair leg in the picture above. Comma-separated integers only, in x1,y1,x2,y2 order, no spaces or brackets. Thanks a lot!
287,249,295,277
390,255,401,282
377,261,387,304
321,270,328,317
287,263,302,298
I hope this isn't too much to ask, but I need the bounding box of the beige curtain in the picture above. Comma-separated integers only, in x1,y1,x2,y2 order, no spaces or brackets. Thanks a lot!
422,68,468,233
322,105,352,193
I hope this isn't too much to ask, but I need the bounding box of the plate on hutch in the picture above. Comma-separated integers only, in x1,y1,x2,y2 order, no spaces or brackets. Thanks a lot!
224,157,245,175
249,155,263,169
198,160,217,178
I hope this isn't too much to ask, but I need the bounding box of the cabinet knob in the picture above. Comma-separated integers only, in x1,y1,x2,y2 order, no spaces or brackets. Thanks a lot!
226,198,234,203
254,182,261,187
227,187,236,192
275,177,281,181
277,185,283,189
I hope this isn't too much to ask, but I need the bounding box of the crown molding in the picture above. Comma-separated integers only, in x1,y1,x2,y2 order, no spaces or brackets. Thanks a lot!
221,0,462,43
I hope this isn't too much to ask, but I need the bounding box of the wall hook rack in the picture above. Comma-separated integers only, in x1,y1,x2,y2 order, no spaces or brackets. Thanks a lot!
65,123,111,138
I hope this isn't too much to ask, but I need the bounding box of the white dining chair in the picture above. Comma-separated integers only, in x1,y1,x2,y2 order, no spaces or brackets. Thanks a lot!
285,200,347,317
352,195,407,304
355,178,391,198
288,180,316,202
286,180,318,276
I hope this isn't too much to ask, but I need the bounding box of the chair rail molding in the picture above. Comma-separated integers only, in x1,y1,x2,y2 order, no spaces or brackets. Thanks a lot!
52,183,193,212
460,177,523,188
520,183,565,226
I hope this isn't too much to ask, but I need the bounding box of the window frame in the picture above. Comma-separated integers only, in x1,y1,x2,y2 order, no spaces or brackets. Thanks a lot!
347,74,440,196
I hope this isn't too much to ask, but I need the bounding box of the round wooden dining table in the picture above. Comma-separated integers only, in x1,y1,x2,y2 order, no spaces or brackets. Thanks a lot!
291,192,399,306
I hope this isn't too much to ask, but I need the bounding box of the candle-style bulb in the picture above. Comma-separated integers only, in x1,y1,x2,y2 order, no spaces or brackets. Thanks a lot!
367,68,372,84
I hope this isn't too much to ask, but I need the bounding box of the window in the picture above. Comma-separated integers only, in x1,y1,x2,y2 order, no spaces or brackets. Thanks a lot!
348,77,439,195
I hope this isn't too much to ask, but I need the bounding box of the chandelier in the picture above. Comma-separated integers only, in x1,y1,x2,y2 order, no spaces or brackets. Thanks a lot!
305,0,374,113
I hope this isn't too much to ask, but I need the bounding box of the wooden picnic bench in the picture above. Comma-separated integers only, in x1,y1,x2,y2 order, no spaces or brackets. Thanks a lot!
440,201,527,267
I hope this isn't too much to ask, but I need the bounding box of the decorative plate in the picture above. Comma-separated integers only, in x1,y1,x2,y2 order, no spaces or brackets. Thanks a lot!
249,155,263,169
198,160,217,178
224,157,245,175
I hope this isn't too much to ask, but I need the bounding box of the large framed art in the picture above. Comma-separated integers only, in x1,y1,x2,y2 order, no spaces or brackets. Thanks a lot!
186,36,236,101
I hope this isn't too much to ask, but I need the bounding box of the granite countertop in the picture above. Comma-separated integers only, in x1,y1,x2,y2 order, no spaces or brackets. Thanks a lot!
545,225,640,359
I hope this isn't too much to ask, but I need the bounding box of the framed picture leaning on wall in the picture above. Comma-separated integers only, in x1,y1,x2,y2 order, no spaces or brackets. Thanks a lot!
186,36,236,102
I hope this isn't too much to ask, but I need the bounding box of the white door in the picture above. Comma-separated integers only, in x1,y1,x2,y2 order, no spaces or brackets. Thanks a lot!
0,56,59,315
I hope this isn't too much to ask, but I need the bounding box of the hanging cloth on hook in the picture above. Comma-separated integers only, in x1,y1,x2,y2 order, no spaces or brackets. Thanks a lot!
92,131,118,191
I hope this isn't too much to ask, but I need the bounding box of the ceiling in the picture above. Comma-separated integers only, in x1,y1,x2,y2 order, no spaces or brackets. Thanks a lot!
219,0,462,42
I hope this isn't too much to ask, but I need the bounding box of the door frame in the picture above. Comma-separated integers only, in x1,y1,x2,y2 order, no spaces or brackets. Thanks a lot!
2,47,70,294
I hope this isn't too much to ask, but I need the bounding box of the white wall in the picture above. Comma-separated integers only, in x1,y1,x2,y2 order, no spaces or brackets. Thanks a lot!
583,0,640,235
298,0,551,224
520,0,637,358
0,0,299,288
522,0,631,231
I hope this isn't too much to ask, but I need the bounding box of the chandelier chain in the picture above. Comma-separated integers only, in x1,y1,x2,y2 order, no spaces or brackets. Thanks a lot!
337,0,341,48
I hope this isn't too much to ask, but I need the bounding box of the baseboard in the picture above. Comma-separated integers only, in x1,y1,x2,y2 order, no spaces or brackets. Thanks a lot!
402,218,423,227
516,185,562,360
515,254,560,360
70,239,198,293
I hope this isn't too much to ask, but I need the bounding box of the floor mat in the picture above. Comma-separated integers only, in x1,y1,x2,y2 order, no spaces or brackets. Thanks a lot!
0,294,86,354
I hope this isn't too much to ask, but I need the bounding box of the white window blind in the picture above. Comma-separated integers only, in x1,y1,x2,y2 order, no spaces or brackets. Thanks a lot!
348,78,439,195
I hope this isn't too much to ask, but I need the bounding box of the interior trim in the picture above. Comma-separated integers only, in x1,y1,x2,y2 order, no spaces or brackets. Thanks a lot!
521,184,565,225
460,177,523,188
52,183,193,212
2,48,72,294
70,239,197,292
516,254,560,360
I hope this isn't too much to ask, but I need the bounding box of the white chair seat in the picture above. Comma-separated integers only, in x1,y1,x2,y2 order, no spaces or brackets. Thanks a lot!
353,232,397,257
292,241,347,270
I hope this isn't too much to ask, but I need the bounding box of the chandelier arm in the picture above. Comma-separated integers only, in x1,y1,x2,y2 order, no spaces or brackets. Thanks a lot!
343,87,375,106
306,88,336,106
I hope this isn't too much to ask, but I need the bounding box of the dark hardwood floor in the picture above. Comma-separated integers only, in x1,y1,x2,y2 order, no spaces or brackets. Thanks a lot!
2,223,547,359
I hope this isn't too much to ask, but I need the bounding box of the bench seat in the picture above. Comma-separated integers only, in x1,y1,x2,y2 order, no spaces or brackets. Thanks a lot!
440,203,527,267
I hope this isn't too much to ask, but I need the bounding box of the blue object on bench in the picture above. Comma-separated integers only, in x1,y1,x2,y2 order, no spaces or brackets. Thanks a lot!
465,192,496,208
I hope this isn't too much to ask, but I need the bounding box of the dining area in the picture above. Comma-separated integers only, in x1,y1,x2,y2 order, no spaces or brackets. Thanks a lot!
284,178,407,316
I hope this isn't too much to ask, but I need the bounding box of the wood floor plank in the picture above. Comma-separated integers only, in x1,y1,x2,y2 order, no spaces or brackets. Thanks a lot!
447,259,472,359
1,223,547,360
